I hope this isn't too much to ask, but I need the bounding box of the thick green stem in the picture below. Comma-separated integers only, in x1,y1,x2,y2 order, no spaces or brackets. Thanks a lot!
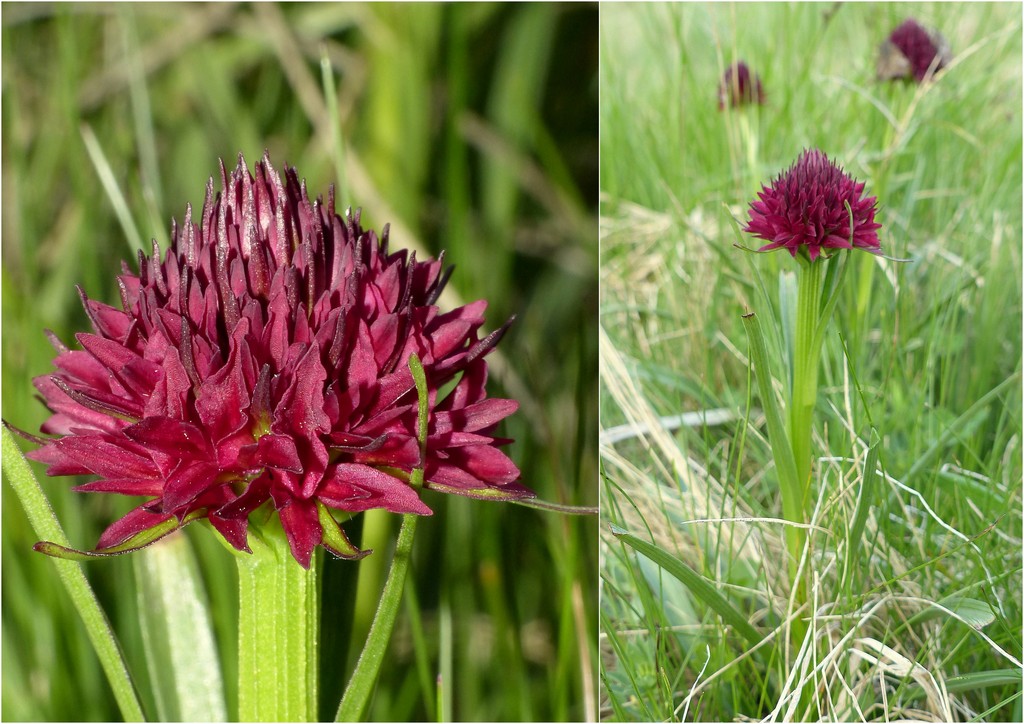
790,259,824,512
236,522,319,722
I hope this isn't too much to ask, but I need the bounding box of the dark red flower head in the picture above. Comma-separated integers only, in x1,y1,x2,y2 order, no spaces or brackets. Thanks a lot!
27,152,532,567
743,149,882,261
718,61,765,110
879,19,950,82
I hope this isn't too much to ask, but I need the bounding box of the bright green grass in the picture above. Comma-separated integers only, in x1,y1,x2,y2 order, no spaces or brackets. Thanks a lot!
600,3,1021,722
2,4,597,721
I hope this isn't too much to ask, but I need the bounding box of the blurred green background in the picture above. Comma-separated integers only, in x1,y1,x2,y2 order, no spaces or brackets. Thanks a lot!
2,3,597,721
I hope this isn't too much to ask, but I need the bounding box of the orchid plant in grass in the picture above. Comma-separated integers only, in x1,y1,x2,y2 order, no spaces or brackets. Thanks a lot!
739,148,883,606
5,152,589,722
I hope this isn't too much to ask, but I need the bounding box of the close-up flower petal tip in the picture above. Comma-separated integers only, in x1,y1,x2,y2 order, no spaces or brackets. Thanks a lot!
743,148,882,261
718,61,765,109
877,18,951,83
27,152,532,568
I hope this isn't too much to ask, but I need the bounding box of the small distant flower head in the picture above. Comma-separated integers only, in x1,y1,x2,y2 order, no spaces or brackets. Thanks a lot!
743,149,881,261
878,19,951,82
718,61,765,109
27,152,532,567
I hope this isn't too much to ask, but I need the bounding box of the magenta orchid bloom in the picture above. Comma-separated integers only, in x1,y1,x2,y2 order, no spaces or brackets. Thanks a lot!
27,153,532,568
743,148,882,262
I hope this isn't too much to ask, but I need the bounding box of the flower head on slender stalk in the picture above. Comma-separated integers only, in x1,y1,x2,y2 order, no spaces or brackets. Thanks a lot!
718,61,765,109
877,19,951,83
743,148,882,261
26,152,532,568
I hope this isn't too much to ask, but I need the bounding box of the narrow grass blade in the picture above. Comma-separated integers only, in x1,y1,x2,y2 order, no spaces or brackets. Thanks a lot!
134,536,227,722
844,428,880,588
905,669,1021,702
319,48,348,205
610,525,763,646
1,426,146,721
80,124,146,255
120,7,166,248
906,373,1020,482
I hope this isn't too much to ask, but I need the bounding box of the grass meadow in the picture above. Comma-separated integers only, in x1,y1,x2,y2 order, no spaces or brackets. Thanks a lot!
1,4,597,721
600,3,1022,722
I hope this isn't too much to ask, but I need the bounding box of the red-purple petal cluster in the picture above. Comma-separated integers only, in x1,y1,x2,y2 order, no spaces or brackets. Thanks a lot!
718,62,765,110
28,152,532,567
887,19,948,82
743,149,882,261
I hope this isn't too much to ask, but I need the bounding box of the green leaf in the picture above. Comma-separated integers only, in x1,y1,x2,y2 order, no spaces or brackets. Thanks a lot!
812,248,850,354
134,536,227,722
778,269,797,394
908,595,997,630
740,312,804,576
409,352,428,489
610,525,763,646
35,509,205,560
2,425,147,721
318,502,370,560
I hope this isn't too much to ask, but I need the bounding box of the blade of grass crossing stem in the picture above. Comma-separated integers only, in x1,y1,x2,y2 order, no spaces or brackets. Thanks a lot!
1,426,146,721
844,428,880,590
610,526,763,646
335,355,428,721
319,48,348,206
80,124,146,255
134,536,227,722
121,8,167,248
740,312,804,578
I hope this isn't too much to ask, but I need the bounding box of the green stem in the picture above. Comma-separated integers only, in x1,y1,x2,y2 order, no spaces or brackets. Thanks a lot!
2,426,147,722
336,353,429,722
236,521,319,722
790,258,825,511
335,513,419,722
